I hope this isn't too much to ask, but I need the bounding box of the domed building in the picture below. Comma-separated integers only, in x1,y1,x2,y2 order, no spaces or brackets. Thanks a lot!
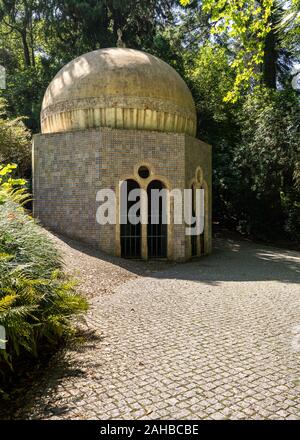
33,48,212,261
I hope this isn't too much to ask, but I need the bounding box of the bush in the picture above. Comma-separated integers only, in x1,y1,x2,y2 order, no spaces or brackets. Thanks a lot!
0,99,31,178
0,164,88,390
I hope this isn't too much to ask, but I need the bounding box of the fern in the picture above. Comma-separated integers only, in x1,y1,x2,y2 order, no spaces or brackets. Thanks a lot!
0,295,17,312
0,164,88,386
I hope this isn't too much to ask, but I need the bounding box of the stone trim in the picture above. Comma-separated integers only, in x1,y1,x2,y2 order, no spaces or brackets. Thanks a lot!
115,164,174,261
41,95,196,122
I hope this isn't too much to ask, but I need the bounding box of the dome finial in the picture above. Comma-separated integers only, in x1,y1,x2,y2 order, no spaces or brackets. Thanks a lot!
117,29,126,48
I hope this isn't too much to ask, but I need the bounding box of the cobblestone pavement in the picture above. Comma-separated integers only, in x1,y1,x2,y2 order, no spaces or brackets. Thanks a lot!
9,238,300,420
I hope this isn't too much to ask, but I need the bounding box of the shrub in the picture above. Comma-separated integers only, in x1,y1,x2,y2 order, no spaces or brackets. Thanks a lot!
0,164,88,389
0,99,31,178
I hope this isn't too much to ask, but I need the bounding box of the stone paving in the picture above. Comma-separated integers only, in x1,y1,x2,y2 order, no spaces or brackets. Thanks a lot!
9,238,300,420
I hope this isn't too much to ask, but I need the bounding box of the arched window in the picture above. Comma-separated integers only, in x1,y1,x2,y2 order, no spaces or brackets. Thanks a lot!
120,179,141,259
147,180,168,259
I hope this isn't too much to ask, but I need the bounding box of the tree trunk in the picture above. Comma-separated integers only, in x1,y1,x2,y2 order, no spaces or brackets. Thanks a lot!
262,25,278,89
29,27,35,67
21,29,31,67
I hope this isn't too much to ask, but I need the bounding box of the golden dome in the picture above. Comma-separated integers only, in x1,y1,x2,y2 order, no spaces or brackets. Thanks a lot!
41,48,197,136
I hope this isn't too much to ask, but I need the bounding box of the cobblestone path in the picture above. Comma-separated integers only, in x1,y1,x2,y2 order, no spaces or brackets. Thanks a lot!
8,237,300,420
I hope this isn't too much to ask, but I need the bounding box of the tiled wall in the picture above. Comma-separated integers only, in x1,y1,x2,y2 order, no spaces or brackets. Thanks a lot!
33,127,212,261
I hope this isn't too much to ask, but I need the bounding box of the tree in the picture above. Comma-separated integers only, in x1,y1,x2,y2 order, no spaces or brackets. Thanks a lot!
0,0,177,131
180,0,276,100
40,0,176,61
189,54,300,240
231,87,300,239
0,0,43,68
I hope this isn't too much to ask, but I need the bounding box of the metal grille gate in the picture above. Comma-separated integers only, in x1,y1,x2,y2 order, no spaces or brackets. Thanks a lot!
120,179,168,259
120,180,141,259
147,180,168,259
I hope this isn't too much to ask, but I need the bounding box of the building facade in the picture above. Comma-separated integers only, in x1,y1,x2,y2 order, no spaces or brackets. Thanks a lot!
33,48,212,261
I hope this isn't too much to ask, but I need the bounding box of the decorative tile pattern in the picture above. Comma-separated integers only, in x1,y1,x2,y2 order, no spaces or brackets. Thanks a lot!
33,127,212,261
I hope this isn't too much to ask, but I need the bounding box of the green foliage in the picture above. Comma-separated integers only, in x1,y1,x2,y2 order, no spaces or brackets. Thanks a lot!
180,0,277,101
231,87,300,239
189,45,236,129
279,1,300,62
0,165,88,387
0,1,176,131
0,163,27,206
176,2,300,242
0,1,299,244
2,66,50,132
41,1,175,58
0,99,31,177
186,42,300,241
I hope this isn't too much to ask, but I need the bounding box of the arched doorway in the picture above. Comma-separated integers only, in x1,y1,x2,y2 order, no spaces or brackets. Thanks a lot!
120,179,141,259
147,180,168,259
